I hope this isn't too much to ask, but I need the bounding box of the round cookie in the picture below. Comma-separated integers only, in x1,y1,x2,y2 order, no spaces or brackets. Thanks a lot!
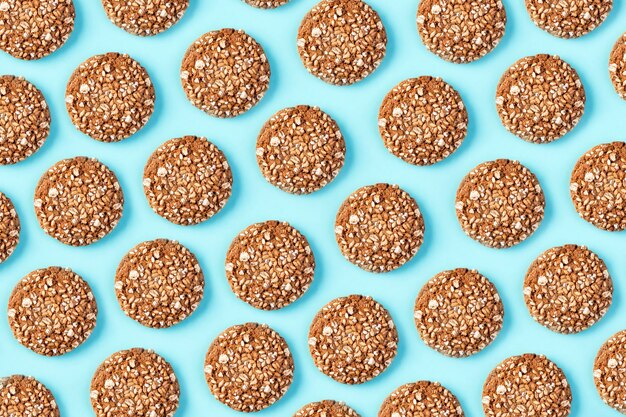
456,159,545,248
8,267,97,356
256,105,346,194
244,0,290,8
609,32,626,100
379,381,464,417
143,136,232,225
115,239,204,328
0,75,50,165
524,244,612,334
416,0,506,64
0,375,59,417
66,52,155,142
101,0,189,36
496,54,585,143
181,28,270,118
226,221,315,310
570,142,626,231
91,348,179,417
297,0,387,86
595,330,626,413
482,354,571,417
0,192,19,264
309,295,398,384
295,400,361,417
335,183,425,272
204,323,294,412
0,0,75,60
414,268,504,358
525,0,612,39
378,76,468,166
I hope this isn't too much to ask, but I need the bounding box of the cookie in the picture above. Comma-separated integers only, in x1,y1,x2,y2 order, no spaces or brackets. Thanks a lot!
309,295,398,384
181,28,270,118
570,142,626,231
204,323,294,412
482,354,571,417
91,348,179,417
65,52,155,142
0,191,19,264
143,136,232,225
0,75,50,165
0,0,74,60
225,221,315,310
244,0,290,8
115,239,204,328
378,76,468,166
414,268,504,358
456,159,545,248
416,0,506,64
335,183,425,272
101,0,189,36
525,0,612,38
496,54,585,143
0,375,59,417
8,267,97,356
524,244,612,334
294,400,361,417
594,329,626,413
297,0,387,86
256,105,346,194
379,381,464,417
609,32,626,100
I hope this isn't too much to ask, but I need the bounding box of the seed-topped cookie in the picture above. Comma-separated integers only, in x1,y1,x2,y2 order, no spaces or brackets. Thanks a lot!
525,0,612,38
101,0,189,36
244,0,290,8
297,0,387,86
594,329,626,413
0,192,19,264
0,375,59,417
609,32,626,100
379,381,464,417
295,400,361,417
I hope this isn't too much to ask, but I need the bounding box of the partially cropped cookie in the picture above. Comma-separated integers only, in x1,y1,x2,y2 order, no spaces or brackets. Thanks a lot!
595,329,626,413
525,0,612,38
379,381,464,417
297,0,387,85
0,375,59,417
378,76,468,165
0,192,19,264
295,400,361,417
101,0,189,36
610,32,626,100
244,0,290,8
496,54,585,143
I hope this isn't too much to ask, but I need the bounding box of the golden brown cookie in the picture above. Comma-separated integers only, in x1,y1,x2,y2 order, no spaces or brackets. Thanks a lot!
379,381,464,417
609,32,626,100
525,0,612,38
101,0,189,36
295,400,361,417
0,191,19,264
594,329,626,413
0,375,59,417
244,0,290,8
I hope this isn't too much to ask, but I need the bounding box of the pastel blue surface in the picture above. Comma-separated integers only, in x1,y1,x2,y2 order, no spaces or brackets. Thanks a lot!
1,0,626,416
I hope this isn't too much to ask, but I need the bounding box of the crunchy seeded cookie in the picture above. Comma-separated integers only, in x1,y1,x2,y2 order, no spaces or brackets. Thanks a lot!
456,159,545,248
414,269,504,357
610,32,626,100
66,52,155,142
101,0,189,36
91,348,179,417
0,192,19,264
226,221,315,310
496,54,585,143
244,0,290,8
0,75,50,164
181,29,270,118
335,183,424,272
297,0,387,86
483,354,571,417
378,76,468,166
417,0,506,64
379,381,464,417
143,136,232,225
570,142,626,231
309,295,398,384
115,239,204,328
594,330,626,413
256,105,345,194
8,267,97,356
524,245,612,334
0,0,74,60
295,400,361,417
525,0,612,39
0,375,59,417
204,323,294,412
34,157,124,246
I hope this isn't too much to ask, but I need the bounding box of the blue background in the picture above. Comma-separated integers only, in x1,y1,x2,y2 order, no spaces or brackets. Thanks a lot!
1,0,626,415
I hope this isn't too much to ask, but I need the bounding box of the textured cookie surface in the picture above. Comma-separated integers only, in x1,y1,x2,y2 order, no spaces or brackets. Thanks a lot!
0,75,50,164
379,381,464,417
244,0,290,8
525,0,612,38
101,0,189,36
309,295,398,384
524,244,612,334
66,52,155,142
456,159,545,248
256,105,345,194
226,221,315,310
496,54,585,143
294,400,361,417
335,183,424,272
115,239,204,328
0,375,59,417
378,76,467,166
181,28,270,118
0,191,19,264
609,32,626,100
204,323,294,412
594,329,626,413
143,136,232,225
34,157,124,246
414,268,504,357
297,0,387,86
417,0,506,63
